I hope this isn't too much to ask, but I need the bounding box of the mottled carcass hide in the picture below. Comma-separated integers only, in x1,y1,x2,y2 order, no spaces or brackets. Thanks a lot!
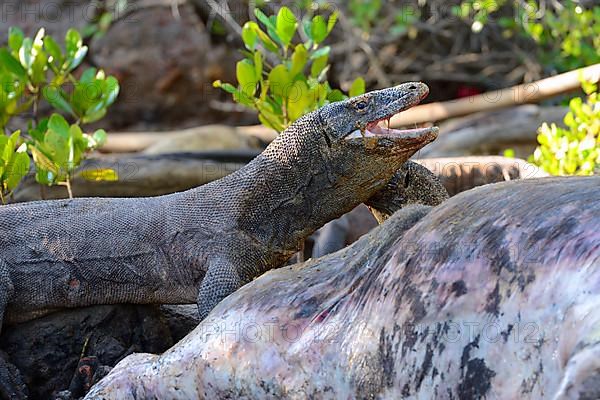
87,176,600,400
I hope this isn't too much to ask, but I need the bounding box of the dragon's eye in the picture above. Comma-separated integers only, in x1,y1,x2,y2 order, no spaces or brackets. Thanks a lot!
355,101,368,110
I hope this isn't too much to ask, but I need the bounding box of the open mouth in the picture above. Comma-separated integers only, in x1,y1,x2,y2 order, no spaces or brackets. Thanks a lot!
345,116,439,140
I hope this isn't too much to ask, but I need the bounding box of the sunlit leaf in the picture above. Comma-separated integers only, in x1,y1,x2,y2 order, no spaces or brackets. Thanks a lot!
276,7,297,46
349,77,366,97
80,168,118,181
311,16,327,44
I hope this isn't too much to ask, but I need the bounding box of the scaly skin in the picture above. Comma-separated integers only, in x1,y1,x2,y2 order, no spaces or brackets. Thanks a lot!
85,176,600,399
0,83,436,326
311,161,449,258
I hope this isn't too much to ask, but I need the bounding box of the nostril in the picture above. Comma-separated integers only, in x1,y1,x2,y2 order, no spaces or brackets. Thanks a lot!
409,85,417,90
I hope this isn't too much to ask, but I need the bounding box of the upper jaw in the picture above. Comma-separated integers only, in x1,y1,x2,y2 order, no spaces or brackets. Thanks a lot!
345,125,438,140
344,92,436,141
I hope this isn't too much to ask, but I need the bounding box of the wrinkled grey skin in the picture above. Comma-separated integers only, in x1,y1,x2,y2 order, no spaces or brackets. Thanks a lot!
0,83,436,397
86,176,600,400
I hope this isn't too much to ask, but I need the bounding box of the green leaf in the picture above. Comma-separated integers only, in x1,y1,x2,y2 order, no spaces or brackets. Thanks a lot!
268,65,291,98
236,59,257,97
45,129,69,168
303,19,313,41
310,54,329,78
48,113,70,139
287,80,311,121
81,109,106,124
68,124,83,164
34,167,54,185
290,44,308,77
8,27,24,52
310,46,331,59
6,151,29,191
68,46,88,71
18,38,33,69
80,67,97,84
0,135,8,156
327,11,339,34
65,29,87,71
43,86,76,117
92,129,107,147
254,9,283,46
349,77,366,97
242,22,259,50
2,130,19,166
213,80,237,94
327,89,346,102
0,49,27,78
103,76,120,106
43,36,64,66
254,52,263,82
65,29,83,55
29,145,59,176
31,118,48,140
251,24,279,53
311,15,328,44
255,8,277,33
30,48,48,85
257,103,285,131
276,7,297,46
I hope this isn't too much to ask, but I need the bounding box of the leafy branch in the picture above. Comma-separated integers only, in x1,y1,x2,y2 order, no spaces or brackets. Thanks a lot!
214,6,365,131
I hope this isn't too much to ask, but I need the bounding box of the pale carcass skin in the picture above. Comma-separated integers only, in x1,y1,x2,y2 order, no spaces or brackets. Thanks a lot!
86,176,600,399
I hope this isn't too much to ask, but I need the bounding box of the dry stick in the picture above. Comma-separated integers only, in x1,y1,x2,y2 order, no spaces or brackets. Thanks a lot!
389,63,600,127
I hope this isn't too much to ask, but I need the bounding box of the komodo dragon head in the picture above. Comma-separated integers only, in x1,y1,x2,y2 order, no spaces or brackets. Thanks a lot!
307,82,439,210
314,82,438,196
319,81,436,146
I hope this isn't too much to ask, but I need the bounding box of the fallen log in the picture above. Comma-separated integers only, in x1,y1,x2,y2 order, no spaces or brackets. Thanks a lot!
11,151,260,202
415,155,548,196
11,155,548,202
11,154,547,202
390,63,600,126
420,105,567,157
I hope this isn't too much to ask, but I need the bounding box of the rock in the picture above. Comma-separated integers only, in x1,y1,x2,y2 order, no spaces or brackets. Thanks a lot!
159,305,200,343
89,4,229,129
142,125,262,154
0,305,176,399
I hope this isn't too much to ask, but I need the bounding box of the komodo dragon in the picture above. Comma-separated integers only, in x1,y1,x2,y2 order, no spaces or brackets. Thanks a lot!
0,82,439,391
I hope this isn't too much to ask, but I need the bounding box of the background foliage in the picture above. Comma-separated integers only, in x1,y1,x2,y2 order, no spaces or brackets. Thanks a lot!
530,78,599,176
0,27,118,201
215,6,365,131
